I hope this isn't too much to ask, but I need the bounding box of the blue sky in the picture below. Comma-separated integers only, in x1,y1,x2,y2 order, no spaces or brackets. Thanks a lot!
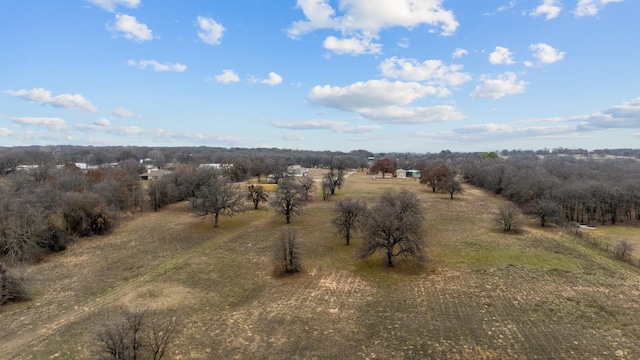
1,0,639,153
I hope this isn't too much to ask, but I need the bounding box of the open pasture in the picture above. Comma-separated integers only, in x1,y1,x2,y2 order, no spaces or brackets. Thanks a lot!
2,172,640,359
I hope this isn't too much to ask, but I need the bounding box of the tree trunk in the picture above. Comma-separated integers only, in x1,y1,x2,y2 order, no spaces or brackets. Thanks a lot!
214,212,219,227
346,230,351,246
386,249,393,267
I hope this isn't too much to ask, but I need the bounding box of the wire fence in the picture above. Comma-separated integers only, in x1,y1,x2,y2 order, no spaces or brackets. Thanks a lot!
561,223,640,267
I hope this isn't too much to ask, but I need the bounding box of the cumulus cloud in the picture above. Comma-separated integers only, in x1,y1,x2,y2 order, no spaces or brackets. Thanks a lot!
127,59,187,72
323,36,382,55
528,43,566,65
5,87,98,112
277,132,306,141
452,48,468,58
309,79,438,111
531,0,562,20
12,117,68,131
212,69,240,84
110,14,153,42
0,128,12,136
489,46,515,65
86,0,140,12
470,72,527,99
251,72,283,86
574,0,623,17
288,0,459,55
197,16,225,45
379,57,472,87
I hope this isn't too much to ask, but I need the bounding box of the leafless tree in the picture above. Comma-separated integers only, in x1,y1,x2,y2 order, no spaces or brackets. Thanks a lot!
0,263,29,305
273,227,302,275
246,184,268,210
525,197,560,227
297,174,316,200
494,203,523,233
332,198,366,245
191,173,246,227
615,240,633,261
437,176,463,199
93,307,176,360
270,178,305,224
321,178,331,201
360,189,427,266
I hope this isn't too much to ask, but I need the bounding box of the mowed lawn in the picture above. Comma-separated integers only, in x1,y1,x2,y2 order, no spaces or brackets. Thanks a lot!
2,172,640,359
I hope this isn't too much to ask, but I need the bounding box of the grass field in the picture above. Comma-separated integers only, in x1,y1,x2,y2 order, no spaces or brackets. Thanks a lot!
2,172,640,359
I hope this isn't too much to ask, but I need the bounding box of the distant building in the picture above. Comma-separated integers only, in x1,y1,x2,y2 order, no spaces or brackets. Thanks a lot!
406,169,421,178
140,169,172,181
198,163,233,170
395,169,407,179
287,165,309,176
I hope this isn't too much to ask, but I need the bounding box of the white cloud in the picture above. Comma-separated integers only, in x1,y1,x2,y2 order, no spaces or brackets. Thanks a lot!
197,16,225,45
309,79,438,111
212,69,240,84
0,128,13,136
470,72,527,99
397,38,410,48
94,117,111,127
110,14,153,42
277,132,306,141
452,48,468,59
12,117,68,131
5,87,98,112
323,36,382,55
575,97,640,130
272,119,349,130
112,107,141,118
252,72,283,86
574,0,623,17
529,43,565,65
272,119,382,133
127,59,187,72
379,57,472,87
358,105,466,124
531,0,562,20
288,0,459,55
340,125,382,133
86,0,140,12
489,46,515,65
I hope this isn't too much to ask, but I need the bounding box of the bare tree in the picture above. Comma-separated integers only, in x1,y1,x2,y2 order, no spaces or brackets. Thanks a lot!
0,263,29,305
437,176,464,199
332,198,366,245
246,184,268,210
93,307,176,360
321,178,331,201
360,189,427,267
270,178,305,224
191,173,246,227
297,174,316,200
273,227,302,275
615,240,633,261
494,203,523,233
525,197,560,227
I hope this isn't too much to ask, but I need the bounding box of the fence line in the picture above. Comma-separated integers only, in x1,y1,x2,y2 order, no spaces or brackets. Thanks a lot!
561,223,640,267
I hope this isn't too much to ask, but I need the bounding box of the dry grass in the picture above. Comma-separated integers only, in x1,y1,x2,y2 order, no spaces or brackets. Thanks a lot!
2,173,640,359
